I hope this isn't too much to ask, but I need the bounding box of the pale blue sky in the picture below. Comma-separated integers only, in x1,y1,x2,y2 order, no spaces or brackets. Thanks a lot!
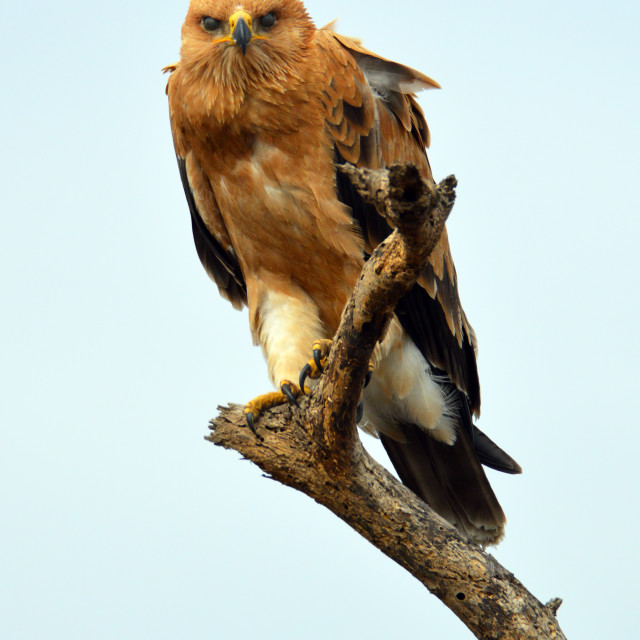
1,1,638,638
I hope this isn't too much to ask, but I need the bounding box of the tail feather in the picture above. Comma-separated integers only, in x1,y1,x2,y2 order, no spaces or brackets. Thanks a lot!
380,422,507,545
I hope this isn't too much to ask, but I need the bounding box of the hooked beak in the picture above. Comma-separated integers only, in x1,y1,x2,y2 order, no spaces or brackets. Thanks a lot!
230,11,253,55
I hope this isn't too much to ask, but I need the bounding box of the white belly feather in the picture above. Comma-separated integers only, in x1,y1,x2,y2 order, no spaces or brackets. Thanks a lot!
257,291,457,445
363,319,458,445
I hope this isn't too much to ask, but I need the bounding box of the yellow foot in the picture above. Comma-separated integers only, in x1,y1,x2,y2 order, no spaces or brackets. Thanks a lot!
364,361,374,389
298,339,333,393
243,380,303,437
299,339,375,393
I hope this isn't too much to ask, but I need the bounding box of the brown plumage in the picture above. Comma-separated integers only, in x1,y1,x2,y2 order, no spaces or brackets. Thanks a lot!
166,0,521,545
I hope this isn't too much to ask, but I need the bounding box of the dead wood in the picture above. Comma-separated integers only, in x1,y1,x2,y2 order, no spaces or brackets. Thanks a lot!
207,164,566,639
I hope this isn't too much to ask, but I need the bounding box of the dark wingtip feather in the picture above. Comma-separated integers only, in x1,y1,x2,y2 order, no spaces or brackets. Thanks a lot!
473,426,522,474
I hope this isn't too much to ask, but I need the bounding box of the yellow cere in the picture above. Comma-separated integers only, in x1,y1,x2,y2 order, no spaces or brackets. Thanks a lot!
211,9,266,45
229,10,253,31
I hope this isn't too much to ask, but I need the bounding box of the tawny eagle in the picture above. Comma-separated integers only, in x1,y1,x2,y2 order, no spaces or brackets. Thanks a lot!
165,0,521,544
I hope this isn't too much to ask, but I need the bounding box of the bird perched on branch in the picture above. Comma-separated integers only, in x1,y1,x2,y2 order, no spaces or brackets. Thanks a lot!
165,0,521,545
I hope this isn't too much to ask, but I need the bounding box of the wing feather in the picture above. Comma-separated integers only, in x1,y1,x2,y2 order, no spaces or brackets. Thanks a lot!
317,29,480,413
177,154,246,310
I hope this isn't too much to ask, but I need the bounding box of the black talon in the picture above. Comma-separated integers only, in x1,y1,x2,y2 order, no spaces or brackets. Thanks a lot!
364,370,372,389
281,383,298,406
313,349,324,373
245,411,258,437
299,363,312,394
356,402,364,423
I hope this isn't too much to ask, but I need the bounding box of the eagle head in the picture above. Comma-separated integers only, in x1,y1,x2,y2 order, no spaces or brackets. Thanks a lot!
178,0,316,86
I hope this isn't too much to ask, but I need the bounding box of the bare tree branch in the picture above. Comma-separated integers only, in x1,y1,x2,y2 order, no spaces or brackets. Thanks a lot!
207,164,566,639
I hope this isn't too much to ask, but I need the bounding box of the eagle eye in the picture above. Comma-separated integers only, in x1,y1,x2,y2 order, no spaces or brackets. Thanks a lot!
201,17,221,33
259,12,276,28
